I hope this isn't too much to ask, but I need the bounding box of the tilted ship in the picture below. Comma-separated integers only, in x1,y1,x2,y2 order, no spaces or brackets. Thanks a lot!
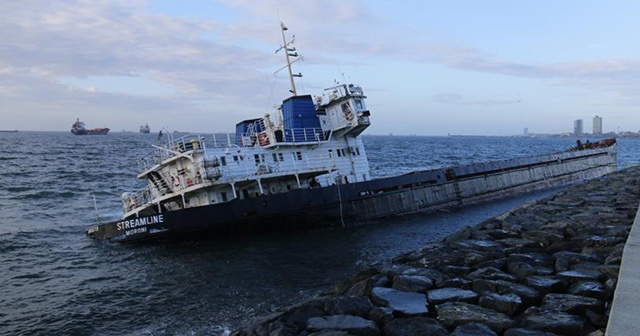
86,23,617,243
71,118,110,135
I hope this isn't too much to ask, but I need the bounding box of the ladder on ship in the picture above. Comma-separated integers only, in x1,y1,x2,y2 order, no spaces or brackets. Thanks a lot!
149,171,171,196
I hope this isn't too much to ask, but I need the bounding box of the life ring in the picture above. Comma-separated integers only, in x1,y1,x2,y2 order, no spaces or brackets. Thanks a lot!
186,177,193,186
258,132,270,146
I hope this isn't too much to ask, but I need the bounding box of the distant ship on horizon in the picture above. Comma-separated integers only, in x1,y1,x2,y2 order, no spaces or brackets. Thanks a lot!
140,124,151,134
71,118,109,135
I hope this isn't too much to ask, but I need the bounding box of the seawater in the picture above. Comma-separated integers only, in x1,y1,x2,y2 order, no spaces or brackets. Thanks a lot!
1,132,638,335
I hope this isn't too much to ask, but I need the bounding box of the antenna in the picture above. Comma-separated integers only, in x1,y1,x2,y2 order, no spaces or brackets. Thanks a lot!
275,22,302,96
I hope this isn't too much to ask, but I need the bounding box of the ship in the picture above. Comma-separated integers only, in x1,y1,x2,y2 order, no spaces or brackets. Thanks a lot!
86,23,617,243
71,118,110,135
140,124,151,134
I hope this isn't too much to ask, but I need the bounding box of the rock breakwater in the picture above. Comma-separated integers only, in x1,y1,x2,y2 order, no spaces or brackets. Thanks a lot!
232,167,640,336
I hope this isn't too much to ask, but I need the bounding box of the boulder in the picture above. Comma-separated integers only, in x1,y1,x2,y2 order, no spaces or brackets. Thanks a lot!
504,327,560,335
541,293,604,314
568,281,609,301
451,322,497,336
518,307,585,336
306,315,379,336
467,267,517,282
436,302,514,332
392,275,434,293
472,279,540,307
427,287,479,306
556,269,602,283
478,291,521,316
370,287,428,316
322,296,375,318
523,276,565,295
382,317,449,336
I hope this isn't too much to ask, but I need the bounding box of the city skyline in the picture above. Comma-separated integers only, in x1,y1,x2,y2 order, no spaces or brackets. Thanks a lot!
2,1,640,136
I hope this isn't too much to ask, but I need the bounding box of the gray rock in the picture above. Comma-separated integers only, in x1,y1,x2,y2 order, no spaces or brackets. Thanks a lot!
323,296,375,318
427,287,479,305
497,238,540,250
541,293,604,314
522,230,564,246
472,279,540,307
518,307,585,336
479,291,521,316
308,330,351,336
345,275,389,297
306,315,379,336
392,275,433,293
451,322,497,336
367,307,394,328
474,258,507,270
523,276,565,295
442,265,472,277
370,287,428,316
467,267,517,282
556,269,602,283
506,261,538,277
451,239,505,253
436,277,472,290
568,281,609,301
436,302,514,332
278,306,324,329
504,327,560,335
382,317,449,336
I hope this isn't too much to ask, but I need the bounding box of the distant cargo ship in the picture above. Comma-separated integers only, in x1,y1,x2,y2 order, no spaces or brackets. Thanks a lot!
71,118,109,135
140,124,150,134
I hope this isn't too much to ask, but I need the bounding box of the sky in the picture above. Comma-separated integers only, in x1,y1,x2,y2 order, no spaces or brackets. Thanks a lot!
1,0,640,136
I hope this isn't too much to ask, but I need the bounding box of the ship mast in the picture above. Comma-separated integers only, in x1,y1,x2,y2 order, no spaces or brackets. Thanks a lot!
275,22,302,96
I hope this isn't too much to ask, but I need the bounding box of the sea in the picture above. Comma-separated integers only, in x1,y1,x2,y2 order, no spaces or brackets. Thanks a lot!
1,132,638,336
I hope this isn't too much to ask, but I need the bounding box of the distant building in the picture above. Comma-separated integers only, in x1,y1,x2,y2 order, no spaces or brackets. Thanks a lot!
593,115,603,135
574,119,583,135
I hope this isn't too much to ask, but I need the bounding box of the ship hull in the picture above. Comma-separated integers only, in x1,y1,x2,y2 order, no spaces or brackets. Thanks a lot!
87,142,617,243
73,128,110,135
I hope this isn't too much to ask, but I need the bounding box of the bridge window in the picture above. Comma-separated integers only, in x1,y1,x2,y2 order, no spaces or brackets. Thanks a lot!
354,99,363,110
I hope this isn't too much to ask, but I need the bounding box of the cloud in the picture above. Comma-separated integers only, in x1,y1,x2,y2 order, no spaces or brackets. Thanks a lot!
432,93,521,106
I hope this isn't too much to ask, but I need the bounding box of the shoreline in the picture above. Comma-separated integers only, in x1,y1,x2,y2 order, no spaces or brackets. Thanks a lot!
232,166,640,335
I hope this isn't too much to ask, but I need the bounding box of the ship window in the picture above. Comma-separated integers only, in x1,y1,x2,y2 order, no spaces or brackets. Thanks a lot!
220,156,227,166
242,189,249,199
295,151,303,160
337,149,342,157
278,153,284,161
221,192,228,202
356,147,360,155
354,99,363,110
328,149,333,159
254,154,260,165
272,153,277,162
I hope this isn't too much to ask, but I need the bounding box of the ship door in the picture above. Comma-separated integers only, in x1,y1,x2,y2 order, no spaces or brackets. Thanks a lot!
328,108,341,128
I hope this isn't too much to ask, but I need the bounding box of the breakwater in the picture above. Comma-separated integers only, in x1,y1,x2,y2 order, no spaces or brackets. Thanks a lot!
231,166,640,336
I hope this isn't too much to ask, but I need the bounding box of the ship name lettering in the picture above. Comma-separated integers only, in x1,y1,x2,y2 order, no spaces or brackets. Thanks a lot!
116,214,164,231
